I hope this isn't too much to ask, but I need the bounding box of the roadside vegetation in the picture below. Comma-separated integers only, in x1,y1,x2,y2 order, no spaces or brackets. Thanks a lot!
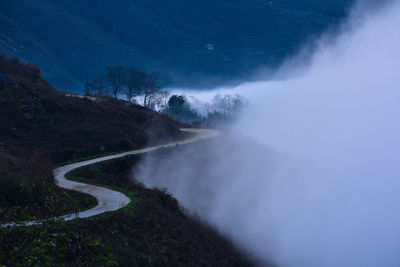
1,147,255,266
0,152,97,224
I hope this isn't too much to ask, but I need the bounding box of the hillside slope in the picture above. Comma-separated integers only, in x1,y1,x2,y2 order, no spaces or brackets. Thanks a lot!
0,55,182,163
0,57,255,266
0,55,183,222
0,0,353,90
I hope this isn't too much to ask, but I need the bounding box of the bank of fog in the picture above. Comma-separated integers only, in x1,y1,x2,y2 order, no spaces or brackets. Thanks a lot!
132,1,400,267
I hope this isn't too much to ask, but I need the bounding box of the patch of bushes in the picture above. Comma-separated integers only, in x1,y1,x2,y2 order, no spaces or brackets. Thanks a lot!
0,153,96,223
0,220,117,266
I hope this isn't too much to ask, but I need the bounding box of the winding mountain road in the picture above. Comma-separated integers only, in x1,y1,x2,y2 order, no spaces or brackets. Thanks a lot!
1,128,219,227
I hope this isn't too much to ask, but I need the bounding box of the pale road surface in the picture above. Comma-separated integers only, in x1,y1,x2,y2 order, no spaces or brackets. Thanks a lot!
1,128,219,228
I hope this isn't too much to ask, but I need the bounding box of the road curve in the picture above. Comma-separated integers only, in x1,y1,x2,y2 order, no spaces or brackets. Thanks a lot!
1,128,219,227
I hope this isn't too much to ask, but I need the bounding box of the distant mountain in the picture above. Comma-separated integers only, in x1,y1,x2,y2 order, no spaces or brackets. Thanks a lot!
0,0,353,91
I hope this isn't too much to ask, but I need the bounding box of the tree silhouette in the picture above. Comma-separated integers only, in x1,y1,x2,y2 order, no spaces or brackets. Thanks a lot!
106,65,127,98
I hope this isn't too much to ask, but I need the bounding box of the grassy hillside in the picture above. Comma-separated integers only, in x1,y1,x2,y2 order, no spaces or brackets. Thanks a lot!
1,151,258,266
0,55,183,163
0,56,256,266
0,151,97,223
0,0,354,90
0,55,182,222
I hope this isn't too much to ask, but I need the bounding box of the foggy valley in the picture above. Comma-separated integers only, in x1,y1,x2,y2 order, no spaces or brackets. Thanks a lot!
1,0,400,266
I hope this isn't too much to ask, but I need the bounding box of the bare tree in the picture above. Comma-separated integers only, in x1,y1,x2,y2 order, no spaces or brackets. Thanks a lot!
142,73,160,108
211,94,225,114
95,77,107,96
106,65,127,98
232,94,248,116
210,93,247,118
124,69,145,102
85,77,107,96
84,81,95,96
152,90,170,112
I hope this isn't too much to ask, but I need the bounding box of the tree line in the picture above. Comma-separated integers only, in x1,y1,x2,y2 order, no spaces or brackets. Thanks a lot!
85,65,247,126
84,65,169,111
166,93,248,127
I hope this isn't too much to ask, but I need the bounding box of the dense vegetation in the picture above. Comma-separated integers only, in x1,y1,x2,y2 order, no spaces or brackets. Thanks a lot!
0,0,353,89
